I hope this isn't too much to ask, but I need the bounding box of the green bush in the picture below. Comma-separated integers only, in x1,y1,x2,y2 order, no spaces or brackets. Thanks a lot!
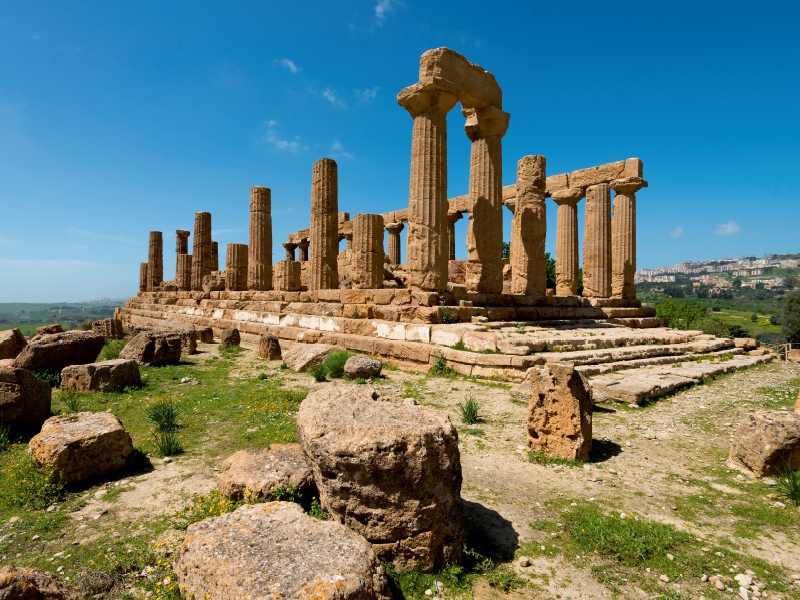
655,298,707,329
321,350,355,379
308,498,326,520
152,432,183,457
776,464,800,507
457,395,481,424
440,306,458,324
309,364,327,382
144,398,181,432
78,318,94,331
782,290,800,344
98,338,129,361
429,351,455,376
756,331,787,346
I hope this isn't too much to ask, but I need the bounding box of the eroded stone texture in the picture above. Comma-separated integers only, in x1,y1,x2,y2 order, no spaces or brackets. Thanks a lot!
191,212,212,291
217,444,315,500
175,253,192,291
13,331,105,373
0,328,27,360
0,566,82,600
148,231,163,291
273,260,301,291
582,183,612,298
343,356,382,379
527,362,593,461
119,332,182,366
61,359,140,393
92,318,124,340
551,188,584,296
131,322,197,355
33,325,63,338
211,241,219,271
0,364,51,426
225,243,248,291
611,177,647,299
258,333,281,360
175,229,190,277
297,388,463,572
728,411,800,477
510,155,547,296
248,186,272,291
220,328,240,347
309,158,339,290
139,262,149,293
447,212,463,261
352,214,385,289
297,239,309,262
173,502,391,600
385,222,405,266
283,343,335,372
283,241,297,261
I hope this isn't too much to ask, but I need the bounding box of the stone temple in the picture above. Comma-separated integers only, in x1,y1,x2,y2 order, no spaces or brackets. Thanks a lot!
117,48,656,378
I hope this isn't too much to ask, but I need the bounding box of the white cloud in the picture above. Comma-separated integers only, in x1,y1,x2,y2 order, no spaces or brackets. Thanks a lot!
669,227,684,238
322,87,344,107
330,139,353,159
355,87,379,102
264,119,277,127
31,34,41,41
714,220,742,235
277,59,300,73
262,124,307,154
375,0,393,22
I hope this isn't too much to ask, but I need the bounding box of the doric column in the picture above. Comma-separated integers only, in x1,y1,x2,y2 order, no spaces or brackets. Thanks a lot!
248,186,272,291
297,239,310,263
283,242,297,261
611,177,647,299
352,214,385,289
309,158,339,290
447,213,463,261
385,222,405,265
210,241,219,272
463,105,510,294
225,243,248,291
139,263,149,293
345,234,353,250
551,188,585,296
175,230,190,278
582,183,612,298
398,85,458,291
176,254,192,291
510,155,547,296
147,231,163,291
274,260,301,291
191,212,212,291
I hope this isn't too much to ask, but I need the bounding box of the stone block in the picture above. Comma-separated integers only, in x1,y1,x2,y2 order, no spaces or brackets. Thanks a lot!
61,359,141,393
0,328,27,360
283,343,336,372
14,331,105,373
258,334,282,360
545,173,569,193
217,444,315,501
0,566,82,600
220,329,241,347
0,364,51,426
569,161,626,189
727,411,800,477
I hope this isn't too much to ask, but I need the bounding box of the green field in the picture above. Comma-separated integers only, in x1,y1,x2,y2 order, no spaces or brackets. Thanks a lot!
0,302,125,337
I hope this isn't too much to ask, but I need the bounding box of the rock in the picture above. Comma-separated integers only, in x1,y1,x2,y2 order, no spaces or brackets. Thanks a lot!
795,391,800,413
29,411,134,485
0,329,27,360
518,556,531,567
343,355,382,379
734,338,759,351
119,332,182,366
0,364,51,426
735,574,753,587
91,318,125,340
33,324,63,339
217,444,315,501
195,326,214,344
13,331,105,373
510,379,530,402
60,359,141,393
727,410,800,476
258,333,282,360
202,272,225,292
660,575,670,583
462,331,498,352
448,260,466,285
297,388,463,572
283,343,336,372
527,362,593,461
132,322,198,355
173,502,391,600
220,328,240,347
0,565,82,599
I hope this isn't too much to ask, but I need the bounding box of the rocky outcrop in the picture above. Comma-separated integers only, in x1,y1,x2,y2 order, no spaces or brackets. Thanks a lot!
13,331,105,373
217,444,315,501
727,410,800,477
220,328,240,347
119,332,182,366
527,362,593,461
258,333,281,360
283,343,335,372
60,359,141,393
297,388,463,572
0,565,82,599
0,365,51,426
173,502,391,600
0,329,27,360
343,355,382,379
29,411,134,485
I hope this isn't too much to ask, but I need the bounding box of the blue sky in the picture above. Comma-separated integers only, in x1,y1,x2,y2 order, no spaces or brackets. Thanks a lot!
1,1,798,301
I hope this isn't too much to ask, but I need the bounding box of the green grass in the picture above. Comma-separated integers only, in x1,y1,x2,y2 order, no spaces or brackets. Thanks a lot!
144,398,181,432
152,432,184,457
98,338,129,361
527,449,584,467
60,389,83,413
429,351,456,377
218,344,245,359
0,423,10,452
776,467,800,507
321,350,355,378
456,395,481,424
0,445,64,509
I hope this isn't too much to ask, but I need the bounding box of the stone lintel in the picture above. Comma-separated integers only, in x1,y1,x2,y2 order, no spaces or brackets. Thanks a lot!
462,105,510,140
417,47,502,108
551,188,586,205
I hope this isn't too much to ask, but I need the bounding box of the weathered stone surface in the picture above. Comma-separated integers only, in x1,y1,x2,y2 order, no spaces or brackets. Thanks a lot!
211,241,219,271
220,328,240,347
173,502,391,600
727,411,800,477
0,365,51,426
132,323,197,355
13,331,105,373
195,326,213,344
552,188,584,296
309,158,339,290
569,161,625,189
385,222,404,266
352,214,384,289
139,262,149,293
0,565,82,600
462,331,497,352
119,332,182,366
148,231,163,292
582,183,612,298
0,328,27,359
192,212,212,291
29,411,134,485
217,444,315,500
34,324,63,338
175,253,192,291
795,391,800,412
273,260,301,291
448,260,466,284
258,333,281,360
610,177,646,299
734,338,760,351
248,186,273,291
297,388,463,572
527,362,592,461
92,318,125,340
61,359,141,393
201,272,225,293
283,343,335,372
225,243,248,292
343,355,382,379
510,155,547,296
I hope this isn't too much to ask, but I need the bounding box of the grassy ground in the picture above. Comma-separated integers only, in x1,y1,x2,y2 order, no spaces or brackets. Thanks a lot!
0,302,121,336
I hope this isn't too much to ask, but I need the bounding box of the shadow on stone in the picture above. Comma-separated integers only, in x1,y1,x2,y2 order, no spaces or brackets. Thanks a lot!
592,404,617,414
461,499,519,562
589,439,623,463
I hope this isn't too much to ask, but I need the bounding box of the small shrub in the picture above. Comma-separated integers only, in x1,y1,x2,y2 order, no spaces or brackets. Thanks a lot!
487,567,526,592
353,377,367,384
257,373,271,380
78,318,94,331
322,350,355,379
60,389,83,413
32,368,61,388
457,395,481,424
0,451,64,509
429,351,455,376
783,290,800,344
308,498,326,520
98,338,129,361
310,364,328,382
750,313,759,323
451,341,468,351
776,464,800,507
770,315,780,326
144,398,180,432
152,432,183,457
440,306,458,324
0,423,11,452
351,310,362,319
515,324,526,335
177,487,301,529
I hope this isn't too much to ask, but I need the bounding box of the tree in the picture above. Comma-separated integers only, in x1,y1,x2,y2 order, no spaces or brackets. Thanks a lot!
750,314,758,323
655,298,707,330
502,242,510,259
784,275,798,290
782,290,800,344
732,278,742,289
545,252,556,290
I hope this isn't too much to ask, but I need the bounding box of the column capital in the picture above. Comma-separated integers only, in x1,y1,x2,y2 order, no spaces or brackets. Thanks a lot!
462,105,510,140
611,177,648,194
282,242,297,250
297,239,309,249
447,211,464,224
385,222,405,234
176,230,190,238
551,188,586,205
397,81,459,118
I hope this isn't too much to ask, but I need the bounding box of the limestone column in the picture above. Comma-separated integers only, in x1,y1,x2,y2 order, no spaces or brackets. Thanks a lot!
274,260,301,291
345,234,353,250
352,214,385,289
583,183,612,298
210,242,219,272
551,189,585,296
191,212,212,291
248,186,272,291
447,213,463,261
139,263,149,293
611,177,647,299
385,222,405,265
297,239,310,263
147,231,163,291
510,155,547,296
398,86,458,291
176,254,192,291
225,243,248,291
175,230,190,278
309,158,339,290
463,105,510,294
283,242,297,261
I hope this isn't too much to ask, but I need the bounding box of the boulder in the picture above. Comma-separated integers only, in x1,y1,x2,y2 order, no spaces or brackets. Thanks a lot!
297,388,463,572
0,365,51,426
217,444,315,501
29,411,134,485
343,355,382,379
92,318,125,340
0,565,82,599
173,502,391,600
283,343,335,372
33,324,63,338
132,322,197,355
220,328,240,347
0,329,27,360
258,333,281,360
202,273,225,292
727,410,800,477
195,326,214,344
60,359,141,392
13,331,105,373
734,338,760,351
527,362,593,461
119,332,182,366
510,379,530,402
